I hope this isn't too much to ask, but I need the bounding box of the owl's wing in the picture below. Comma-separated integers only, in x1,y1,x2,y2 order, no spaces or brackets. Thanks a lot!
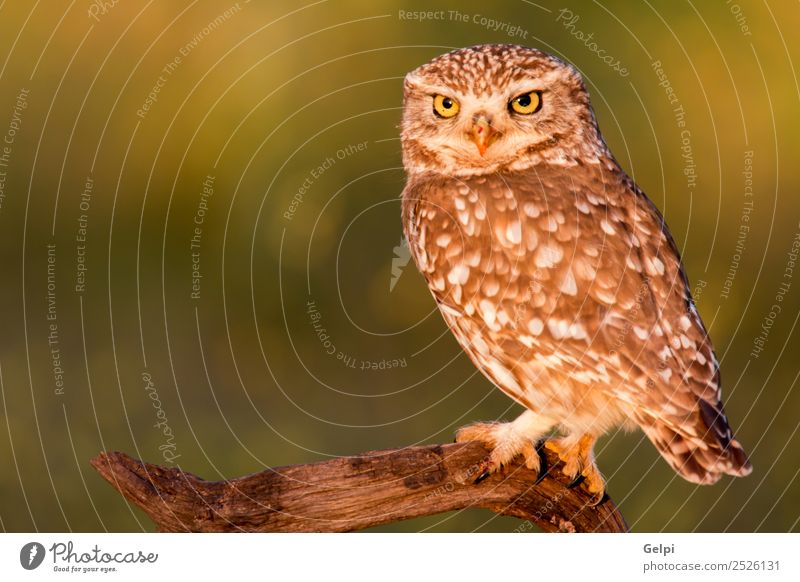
600,176,752,483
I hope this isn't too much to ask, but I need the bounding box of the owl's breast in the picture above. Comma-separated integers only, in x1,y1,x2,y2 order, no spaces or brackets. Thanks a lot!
403,170,626,320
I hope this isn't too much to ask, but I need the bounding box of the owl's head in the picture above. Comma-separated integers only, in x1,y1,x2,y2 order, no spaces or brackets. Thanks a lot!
401,44,608,176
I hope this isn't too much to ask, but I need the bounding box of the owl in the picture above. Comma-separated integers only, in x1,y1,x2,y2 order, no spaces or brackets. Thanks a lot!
400,44,751,502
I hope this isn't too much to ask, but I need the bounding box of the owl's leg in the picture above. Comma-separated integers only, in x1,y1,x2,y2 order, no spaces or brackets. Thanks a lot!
455,410,554,478
545,433,606,505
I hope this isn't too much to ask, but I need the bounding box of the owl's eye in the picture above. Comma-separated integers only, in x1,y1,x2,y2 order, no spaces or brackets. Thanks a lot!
509,91,542,115
433,94,460,118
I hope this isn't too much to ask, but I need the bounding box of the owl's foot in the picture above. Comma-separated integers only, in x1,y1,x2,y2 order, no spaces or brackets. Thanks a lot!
455,420,546,481
545,434,606,506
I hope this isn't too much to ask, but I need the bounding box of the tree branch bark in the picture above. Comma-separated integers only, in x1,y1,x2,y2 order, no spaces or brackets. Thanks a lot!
91,442,628,533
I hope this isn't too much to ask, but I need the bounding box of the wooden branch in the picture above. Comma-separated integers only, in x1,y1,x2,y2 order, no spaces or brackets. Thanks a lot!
91,442,628,533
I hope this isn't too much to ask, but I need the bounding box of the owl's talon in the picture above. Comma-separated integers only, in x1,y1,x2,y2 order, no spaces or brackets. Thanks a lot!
455,415,549,484
545,433,608,501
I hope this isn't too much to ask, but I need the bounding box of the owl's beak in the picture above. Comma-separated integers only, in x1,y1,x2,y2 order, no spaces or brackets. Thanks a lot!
469,115,497,157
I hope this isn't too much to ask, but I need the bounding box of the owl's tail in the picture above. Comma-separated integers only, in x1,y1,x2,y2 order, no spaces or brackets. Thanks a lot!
638,399,752,484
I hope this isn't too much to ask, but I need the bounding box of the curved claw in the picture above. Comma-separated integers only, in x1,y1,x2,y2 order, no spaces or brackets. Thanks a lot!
474,469,491,484
533,442,548,485
589,491,608,507
567,474,585,489
587,491,607,507
474,460,493,484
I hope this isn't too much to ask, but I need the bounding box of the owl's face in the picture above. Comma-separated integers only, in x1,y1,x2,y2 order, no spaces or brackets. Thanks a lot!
401,44,607,176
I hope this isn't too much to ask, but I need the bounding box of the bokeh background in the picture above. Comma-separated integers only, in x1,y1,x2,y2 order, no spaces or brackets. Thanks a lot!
0,0,798,532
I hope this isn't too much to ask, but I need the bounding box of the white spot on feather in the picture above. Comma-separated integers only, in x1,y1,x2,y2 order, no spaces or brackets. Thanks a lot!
479,299,496,327
644,256,665,276
440,303,460,317
447,265,469,285
547,319,569,339
486,361,522,392
483,279,499,297
523,202,540,218
626,256,641,272
543,216,558,232
560,269,577,296
594,288,616,304
535,244,563,268
496,309,511,325
574,258,597,280
569,323,587,340
528,318,544,335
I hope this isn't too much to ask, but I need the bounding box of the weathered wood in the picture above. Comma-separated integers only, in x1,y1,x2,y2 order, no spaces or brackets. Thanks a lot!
91,442,628,533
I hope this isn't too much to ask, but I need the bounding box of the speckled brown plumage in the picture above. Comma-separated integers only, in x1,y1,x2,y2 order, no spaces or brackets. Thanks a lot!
400,44,751,496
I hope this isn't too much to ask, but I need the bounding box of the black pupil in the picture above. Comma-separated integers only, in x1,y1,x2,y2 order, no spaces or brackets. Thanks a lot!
442,98,453,109
517,94,532,107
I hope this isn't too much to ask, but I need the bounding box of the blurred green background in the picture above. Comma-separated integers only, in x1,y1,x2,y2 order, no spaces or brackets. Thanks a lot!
0,0,798,532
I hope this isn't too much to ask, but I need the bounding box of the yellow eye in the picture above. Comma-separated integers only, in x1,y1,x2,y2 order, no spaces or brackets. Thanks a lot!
510,91,542,114
433,94,459,118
